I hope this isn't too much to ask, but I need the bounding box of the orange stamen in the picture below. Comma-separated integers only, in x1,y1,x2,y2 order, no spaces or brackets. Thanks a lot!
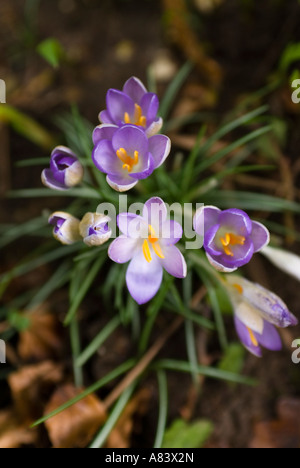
116,148,139,172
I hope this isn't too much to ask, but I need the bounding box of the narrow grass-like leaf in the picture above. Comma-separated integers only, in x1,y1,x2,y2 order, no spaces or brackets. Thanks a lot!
0,105,55,149
199,105,268,156
181,126,207,194
154,371,168,449
26,261,71,310
188,164,274,201
31,359,135,427
139,276,175,354
15,157,50,167
0,243,81,298
195,125,271,176
203,191,300,213
8,187,100,199
197,270,228,351
159,62,193,121
76,316,121,367
65,255,106,325
0,216,47,249
70,317,83,388
89,384,136,449
154,359,257,386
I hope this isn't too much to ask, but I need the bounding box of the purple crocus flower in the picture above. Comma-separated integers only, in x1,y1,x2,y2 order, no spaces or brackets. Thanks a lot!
226,275,298,357
193,206,270,273
108,197,187,304
49,212,81,245
92,125,170,192
99,77,163,138
42,146,84,191
79,212,112,247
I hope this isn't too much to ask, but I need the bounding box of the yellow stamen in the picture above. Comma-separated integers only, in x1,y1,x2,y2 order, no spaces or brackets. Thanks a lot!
142,225,165,262
220,232,246,256
116,148,139,172
152,242,165,259
148,225,159,244
247,327,259,347
124,112,131,124
143,239,152,263
123,104,147,127
233,283,244,294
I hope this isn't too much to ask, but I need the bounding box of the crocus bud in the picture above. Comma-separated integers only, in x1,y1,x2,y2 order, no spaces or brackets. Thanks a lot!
79,213,112,247
225,275,298,357
261,246,300,282
49,212,81,245
42,146,84,191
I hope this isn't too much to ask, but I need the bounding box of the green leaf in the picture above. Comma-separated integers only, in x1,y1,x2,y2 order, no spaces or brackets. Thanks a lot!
37,38,65,68
154,371,168,449
76,316,121,367
159,62,193,121
8,310,31,332
279,42,300,73
218,343,246,376
0,105,55,149
89,383,136,448
154,359,257,386
65,254,106,325
162,419,214,449
203,191,300,213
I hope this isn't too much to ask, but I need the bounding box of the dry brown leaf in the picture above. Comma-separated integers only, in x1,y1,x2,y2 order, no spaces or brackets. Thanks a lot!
106,388,150,449
44,384,107,448
8,361,64,422
18,308,64,361
250,397,300,448
0,409,37,449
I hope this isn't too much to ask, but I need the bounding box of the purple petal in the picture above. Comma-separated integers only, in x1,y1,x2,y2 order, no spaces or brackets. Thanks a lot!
149,135,171,169
140,93,159,123
123,77,147,103
106,174,138,192
130,153,155,180
112,125,148,156
108,236,139,264
250,221,270,252
146,118,163,138
219,209,253,236
93,124,118,145
143,197,168,226
160,245,187,278
106,89,135,125
234,316,262,357
215,239,255,269
99,110,114,124
206,253,237,273
117,213,145,237
126,251,163,305
51,145,77,159
204,224,222,257
257,321,282,351
92,140,122,175
161,220,183,246
41,169,68,191
193,206,221,236
241,281,298,328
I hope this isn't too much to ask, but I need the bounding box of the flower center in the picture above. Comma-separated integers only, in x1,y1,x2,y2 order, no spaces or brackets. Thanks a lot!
124,104,147,127
116,147,139,172
247,327,258,347
142,225,165,263
220,233,246,257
